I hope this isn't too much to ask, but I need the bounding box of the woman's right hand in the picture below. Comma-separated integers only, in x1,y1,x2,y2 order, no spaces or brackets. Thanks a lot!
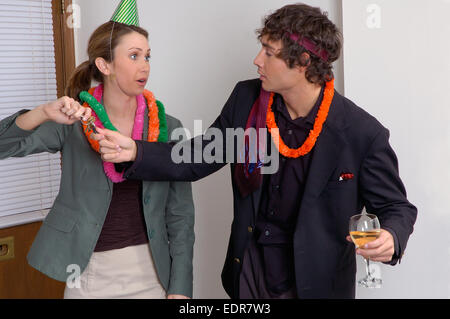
16,96,92,131
40,96,92,125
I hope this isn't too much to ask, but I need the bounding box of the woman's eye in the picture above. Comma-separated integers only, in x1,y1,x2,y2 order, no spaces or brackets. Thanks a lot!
145,55,151,62
130,54,137,60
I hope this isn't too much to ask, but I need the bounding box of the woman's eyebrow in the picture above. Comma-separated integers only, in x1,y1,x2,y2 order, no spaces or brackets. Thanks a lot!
128,47,151,52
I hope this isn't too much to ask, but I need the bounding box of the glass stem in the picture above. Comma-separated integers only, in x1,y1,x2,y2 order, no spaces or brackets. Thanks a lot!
365,258,372,279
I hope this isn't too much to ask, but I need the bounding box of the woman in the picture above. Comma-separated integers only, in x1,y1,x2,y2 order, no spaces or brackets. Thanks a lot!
0,20,194,299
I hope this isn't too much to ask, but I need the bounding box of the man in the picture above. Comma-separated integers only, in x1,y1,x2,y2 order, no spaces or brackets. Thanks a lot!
94,4,417,298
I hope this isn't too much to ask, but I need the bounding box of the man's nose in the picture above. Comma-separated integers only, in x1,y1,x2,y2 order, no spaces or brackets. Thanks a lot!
254,49,264,68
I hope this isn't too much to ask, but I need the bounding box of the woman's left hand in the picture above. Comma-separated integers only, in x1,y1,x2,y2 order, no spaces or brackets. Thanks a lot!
167,294,190,299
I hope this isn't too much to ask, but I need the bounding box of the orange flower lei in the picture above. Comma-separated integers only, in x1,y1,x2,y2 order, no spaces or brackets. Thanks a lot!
266,79,334,158
143,89,161,142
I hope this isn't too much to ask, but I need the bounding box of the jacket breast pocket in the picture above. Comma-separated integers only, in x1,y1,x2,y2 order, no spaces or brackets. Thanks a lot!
43,203,77,233
324,179,355,190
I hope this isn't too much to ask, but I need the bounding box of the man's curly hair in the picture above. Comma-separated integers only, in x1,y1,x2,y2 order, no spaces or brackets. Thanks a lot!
257,3,342,85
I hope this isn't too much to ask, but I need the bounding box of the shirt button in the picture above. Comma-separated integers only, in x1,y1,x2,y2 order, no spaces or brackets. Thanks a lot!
234,258,241,264
287,129,293,135
248,226,253,233
265,230,270,236
269,210,275,216
144,196,150,205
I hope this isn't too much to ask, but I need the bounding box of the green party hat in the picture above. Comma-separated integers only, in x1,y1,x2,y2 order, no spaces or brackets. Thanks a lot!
110,0,140,26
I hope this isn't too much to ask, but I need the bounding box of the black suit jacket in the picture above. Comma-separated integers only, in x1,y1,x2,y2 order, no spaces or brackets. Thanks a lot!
124,79,417,298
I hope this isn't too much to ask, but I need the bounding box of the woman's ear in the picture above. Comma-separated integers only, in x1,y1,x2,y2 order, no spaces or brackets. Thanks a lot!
95,57,112,76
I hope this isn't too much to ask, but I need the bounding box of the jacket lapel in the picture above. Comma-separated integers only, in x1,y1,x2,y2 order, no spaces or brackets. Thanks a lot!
250,131,273,220
301,125,344,201
301,91,348,202
251,183,263,220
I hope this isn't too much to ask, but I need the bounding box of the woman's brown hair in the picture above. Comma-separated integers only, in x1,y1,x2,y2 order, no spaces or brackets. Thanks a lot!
65,21,148,101
257,4,342,85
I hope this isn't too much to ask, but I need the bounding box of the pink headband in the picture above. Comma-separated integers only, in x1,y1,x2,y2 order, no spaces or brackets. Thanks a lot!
286,32,329,62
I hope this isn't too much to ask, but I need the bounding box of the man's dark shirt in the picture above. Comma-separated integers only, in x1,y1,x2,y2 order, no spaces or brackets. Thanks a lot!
254,87,325,294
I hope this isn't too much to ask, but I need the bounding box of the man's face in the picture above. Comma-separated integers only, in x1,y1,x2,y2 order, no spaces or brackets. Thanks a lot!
253,35,303,94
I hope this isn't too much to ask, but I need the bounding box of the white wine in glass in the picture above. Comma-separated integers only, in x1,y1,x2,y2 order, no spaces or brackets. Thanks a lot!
349,214,382,288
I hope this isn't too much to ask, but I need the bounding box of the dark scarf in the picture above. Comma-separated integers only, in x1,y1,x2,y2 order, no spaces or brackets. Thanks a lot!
234,88,271,197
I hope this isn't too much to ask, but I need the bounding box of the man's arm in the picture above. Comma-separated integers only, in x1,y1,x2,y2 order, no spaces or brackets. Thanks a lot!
96,82,245,182
357,127,417,264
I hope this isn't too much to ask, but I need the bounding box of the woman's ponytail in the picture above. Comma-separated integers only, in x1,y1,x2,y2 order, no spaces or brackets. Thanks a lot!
65,60,93,102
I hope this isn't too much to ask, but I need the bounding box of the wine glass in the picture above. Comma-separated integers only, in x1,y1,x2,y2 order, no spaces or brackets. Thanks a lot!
349,214,382,288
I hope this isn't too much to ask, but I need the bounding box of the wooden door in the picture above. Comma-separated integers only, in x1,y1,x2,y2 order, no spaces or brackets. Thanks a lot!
0,222,65,299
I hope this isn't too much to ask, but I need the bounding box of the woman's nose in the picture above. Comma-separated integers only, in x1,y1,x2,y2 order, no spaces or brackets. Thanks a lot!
142,59,150,71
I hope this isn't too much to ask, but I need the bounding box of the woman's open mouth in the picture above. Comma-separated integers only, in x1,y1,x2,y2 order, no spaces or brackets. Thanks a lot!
137,79,147,86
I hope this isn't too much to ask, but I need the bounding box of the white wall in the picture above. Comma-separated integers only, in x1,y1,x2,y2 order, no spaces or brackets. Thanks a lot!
342,0,450,298
72,0,343,298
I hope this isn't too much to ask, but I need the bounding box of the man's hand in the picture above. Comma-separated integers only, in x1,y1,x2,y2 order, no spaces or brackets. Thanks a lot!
346,229,395,262
92,127,137,163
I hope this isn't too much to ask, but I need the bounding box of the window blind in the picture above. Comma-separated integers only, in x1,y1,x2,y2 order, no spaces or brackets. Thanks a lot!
0,0,61,218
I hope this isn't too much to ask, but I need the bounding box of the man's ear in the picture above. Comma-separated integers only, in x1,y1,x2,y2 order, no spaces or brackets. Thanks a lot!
297,52,311,73
95,57,111,76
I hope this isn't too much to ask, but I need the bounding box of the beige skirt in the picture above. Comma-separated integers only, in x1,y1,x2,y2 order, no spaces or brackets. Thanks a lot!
64,244,166,299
